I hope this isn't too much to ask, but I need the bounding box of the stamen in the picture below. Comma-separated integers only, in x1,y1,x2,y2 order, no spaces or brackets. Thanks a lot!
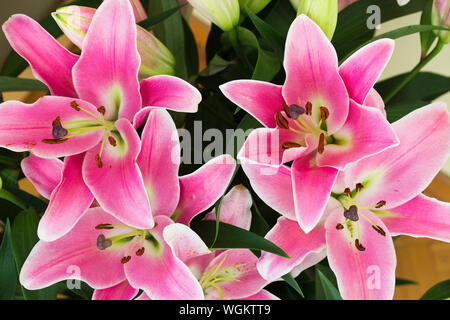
52,116,68,139
288,104,305,119
108,136,117,147
97,234,112,250
336,223,344,230
95,224,114,230
344,205,359,221
372,225,386,237
282,142,302,149
320,106,329,122
69,100,103,121
70,101,81,111
375,200,386,208
282,103,291,118
121,256,131,264
276,112,289,129
136,247,145,256
97,106,106,116
95,154,103,169
305,102,312,116
318,133,325,154
42,138,68,144
355,239,366,251
344,188,352,197
355,183,364,193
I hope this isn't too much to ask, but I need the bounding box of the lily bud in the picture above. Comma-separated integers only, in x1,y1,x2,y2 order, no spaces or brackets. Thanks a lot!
52,6,175,79
239,0,271,14
187,0,240,31
432,0,450,44
296,0,338,40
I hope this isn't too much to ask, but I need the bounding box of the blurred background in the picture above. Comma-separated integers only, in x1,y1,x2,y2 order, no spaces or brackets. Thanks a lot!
0,0,449,300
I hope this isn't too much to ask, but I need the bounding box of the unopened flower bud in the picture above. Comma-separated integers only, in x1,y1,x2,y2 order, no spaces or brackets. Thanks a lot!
296,0,338,40
187,0,240,31
432,0,450,44
239,0,271,14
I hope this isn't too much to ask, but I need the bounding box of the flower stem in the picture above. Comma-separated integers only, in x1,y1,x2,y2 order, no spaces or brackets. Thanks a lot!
228,28,253,74
384,40,445,104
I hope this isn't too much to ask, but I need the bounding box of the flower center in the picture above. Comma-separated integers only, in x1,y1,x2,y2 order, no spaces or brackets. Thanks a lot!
336,183,387,252
42,100,118,169
198,255,244,300
276,101,330,154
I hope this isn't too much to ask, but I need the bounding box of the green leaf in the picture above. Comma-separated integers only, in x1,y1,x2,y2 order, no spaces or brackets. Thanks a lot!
137,4,185,30
315,268,342,300
420,0,437,58
0,189,28,210
0,0,102,77
191,220,289,258
385,100,428,123
10,208,59,300
0,77,49,93
245,7,285,60
396,277,418,286
420,279,450,300
0,219,18,300
282,273,304,298
199,55,234,77
183,19,199,78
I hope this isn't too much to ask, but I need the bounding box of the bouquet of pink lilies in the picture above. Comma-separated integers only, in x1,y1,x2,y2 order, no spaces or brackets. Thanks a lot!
0,0,449,301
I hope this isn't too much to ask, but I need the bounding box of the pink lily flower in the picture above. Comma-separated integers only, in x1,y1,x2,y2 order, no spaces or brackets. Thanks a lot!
220,15,398,233
241,102,450,299
0,0,201,239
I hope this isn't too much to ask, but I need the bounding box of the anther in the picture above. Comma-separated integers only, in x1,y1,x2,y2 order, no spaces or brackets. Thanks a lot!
95,224,114,230
42,138,68,144
282,102,291,118
372,225,386,236
97,234,112,250
108,136,117,147
136,247,145,256
276,112,289,129
282,142,302,149
355,183,364,192
344,205,359,221
288,104,305,119
320,106,329,122
355,239,366,251
375,200,386,208
336,223,344,230
344,188,352,197
95,154,103,169
52,116,68,139
97,106,106,116
318,133,325,154
70,101,81,111
121,256,131,264
305,102,312,116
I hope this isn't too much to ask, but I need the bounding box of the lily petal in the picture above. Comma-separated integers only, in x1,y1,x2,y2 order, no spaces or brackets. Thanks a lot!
72,0,141,121
378,194,450,242
325,209,396,300
283,15,348,134
2,14,78,97
257,216,327,282
203,184,253,230
38,153,94,241
21,154,63,199
292,155,339,233
140,75,201,113
137,109,180,216
339,39,394,104
20,208,128,290
83,119,153,230
317,100,399,170
220,80,284,128
0,97,104,158
124,216,204,300
240,290,280,300
364,89,386,118
92,280,139,300
174,155,236,225
344,102,450,209
241,160,296,220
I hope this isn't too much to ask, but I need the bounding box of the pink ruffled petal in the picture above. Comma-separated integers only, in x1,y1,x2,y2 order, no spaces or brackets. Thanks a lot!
257,216,327,282
140,75,201,113
124,216,204,300
282,15,348,134
204,249,267,300
2,14,78,97
339,39,394,104
220,80,284,128
292,156,339,233
241,160,296,220
344,102,450,209
317,100,399,170
378,194,450,242
72,0,141,121
92,280,139,300
21,154,63,199
364,89,386,118
325,209,396,300
203,184,252,230
137,109,180,216
239,290,280,300
38,153,94,241
83,119,153,230
175,155,236,225
20,208,128,290
0,97,104,158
